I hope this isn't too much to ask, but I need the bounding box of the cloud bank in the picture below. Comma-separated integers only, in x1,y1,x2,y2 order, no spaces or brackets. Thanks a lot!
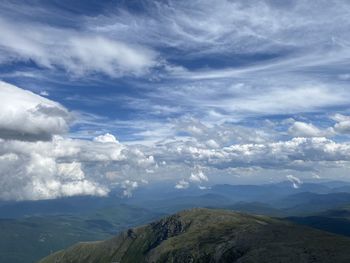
3,82,350,201
0,82,156,200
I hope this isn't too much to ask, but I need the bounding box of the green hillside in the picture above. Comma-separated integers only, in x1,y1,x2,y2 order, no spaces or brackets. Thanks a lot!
40,208,350,263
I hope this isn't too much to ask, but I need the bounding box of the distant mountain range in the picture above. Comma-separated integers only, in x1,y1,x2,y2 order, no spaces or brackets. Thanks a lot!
2,180,350,218
39,208,350,263
3,180,350,262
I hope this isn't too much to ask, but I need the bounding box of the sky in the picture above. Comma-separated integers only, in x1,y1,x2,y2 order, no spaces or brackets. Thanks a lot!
1,0,350,200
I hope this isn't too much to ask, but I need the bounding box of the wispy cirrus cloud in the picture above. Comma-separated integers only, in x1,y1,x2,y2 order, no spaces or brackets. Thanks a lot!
0,17,157,77
91,0,350,62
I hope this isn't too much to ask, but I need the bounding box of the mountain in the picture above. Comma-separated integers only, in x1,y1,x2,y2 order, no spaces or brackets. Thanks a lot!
288,205,350,237
0,204,160,263
4,181,350,262
3,181,346,219
125,181,350,215
128,193,232,214
39,208,350,263
0,195,128,218
225,201,284,216
274,192,350,215
208,182,331,202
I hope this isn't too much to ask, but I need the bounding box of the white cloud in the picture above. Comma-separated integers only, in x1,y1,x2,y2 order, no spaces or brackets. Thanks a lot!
141,79,349,125
39,90,49,96
175,179,189,189
93,133,119,144
288,121,333,137
312,173,321,179
0,83,157,200
57,162,85,180
2,80,350,200
0,81,71,141
2,1,350,200
75,0,350,129
332,114,350,134
173,117,272,146
0,142,109,201
3,107,350,200
2,82,350,201
90,0,350,77
120,180,139,197
286,174,303,189
0,134,157,201
206,139,220,149
159,136,350,172
189,168,208,183
0,18,157,77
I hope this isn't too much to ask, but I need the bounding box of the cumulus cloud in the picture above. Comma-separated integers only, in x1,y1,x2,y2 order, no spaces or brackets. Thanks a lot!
0,82,158,200
57,162,85,180
174,117,272,146
0,134,157,201
0,139,109,200
3,104,350,201
158,136,350,172
189,168,208,183
175,179,189,189
0,81,71,141
93,133,119,144
3,84,350,201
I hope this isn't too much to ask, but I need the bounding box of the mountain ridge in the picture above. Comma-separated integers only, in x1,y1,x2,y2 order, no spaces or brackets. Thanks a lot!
39,208,350,263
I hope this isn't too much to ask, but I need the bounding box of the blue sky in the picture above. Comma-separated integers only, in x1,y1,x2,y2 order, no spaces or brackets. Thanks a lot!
1,0,350,200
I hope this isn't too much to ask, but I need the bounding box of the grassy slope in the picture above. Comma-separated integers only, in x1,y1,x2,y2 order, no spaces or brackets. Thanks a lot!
40,208,350,263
